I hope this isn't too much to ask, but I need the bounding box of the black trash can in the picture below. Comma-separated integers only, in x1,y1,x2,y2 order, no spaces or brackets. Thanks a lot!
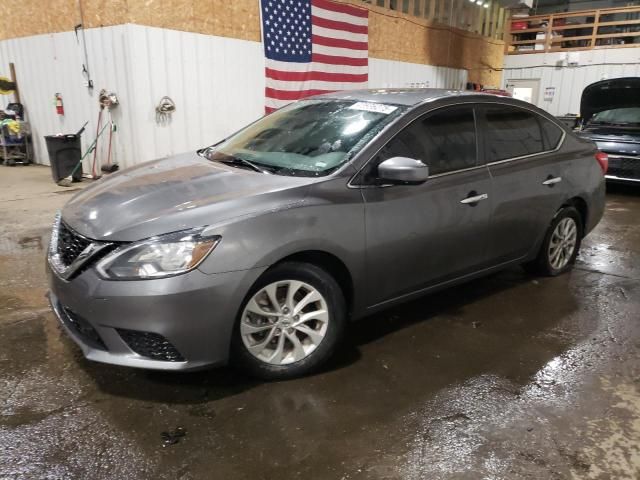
45,134,83,183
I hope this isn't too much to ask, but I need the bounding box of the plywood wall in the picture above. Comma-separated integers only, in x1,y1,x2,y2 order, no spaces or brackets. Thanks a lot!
126,0,262,42
1,0,504,85
0,0,260,42
363,1,504,85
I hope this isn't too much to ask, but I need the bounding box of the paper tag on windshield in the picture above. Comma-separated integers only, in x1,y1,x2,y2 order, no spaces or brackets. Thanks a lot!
349,102,397,115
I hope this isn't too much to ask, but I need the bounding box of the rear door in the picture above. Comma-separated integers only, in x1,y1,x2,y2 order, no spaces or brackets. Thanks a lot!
480,104,568,264
360,104,493,306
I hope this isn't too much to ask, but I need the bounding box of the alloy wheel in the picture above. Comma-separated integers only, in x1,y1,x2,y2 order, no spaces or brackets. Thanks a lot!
548,217,578,270
240,280,330,365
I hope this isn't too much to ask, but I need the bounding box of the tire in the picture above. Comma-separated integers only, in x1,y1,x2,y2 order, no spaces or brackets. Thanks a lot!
230,261,346,380
524,206,583,276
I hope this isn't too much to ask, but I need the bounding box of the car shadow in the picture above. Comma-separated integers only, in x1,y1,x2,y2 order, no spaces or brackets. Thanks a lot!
345,267,530,348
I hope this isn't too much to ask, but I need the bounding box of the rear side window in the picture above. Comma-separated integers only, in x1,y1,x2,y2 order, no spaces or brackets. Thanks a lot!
484,106,545,161
540,118,563,150
394,105,477,175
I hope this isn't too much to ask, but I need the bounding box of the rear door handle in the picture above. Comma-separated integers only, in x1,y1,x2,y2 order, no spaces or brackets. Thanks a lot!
460,193,488,205
542,176,562,186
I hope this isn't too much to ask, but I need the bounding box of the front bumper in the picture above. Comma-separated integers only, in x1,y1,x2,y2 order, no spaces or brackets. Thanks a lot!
605,154,640,184
47,263,266,371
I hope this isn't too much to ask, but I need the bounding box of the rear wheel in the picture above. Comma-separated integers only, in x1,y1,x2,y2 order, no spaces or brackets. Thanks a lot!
231,262,346,380
524,206,582,276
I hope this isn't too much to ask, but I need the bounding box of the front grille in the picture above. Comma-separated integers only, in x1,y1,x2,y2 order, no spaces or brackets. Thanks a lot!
116,329,185,362
607,156,640,179
57,222,91,266
59,305,107,350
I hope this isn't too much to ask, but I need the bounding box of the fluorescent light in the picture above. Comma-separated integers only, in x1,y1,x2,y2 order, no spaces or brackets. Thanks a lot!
483,2,490,7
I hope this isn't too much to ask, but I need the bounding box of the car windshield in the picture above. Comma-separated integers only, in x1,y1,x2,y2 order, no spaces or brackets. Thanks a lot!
589,107,640,126
205,99,405,176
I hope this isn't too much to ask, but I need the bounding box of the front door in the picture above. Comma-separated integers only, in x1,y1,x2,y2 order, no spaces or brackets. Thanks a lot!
360,105,492,307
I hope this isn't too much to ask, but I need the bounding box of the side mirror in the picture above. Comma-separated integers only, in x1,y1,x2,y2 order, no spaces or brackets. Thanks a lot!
378,157,429,184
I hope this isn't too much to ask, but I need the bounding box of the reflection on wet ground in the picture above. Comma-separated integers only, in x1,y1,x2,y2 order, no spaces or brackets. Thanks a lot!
1,168,639,479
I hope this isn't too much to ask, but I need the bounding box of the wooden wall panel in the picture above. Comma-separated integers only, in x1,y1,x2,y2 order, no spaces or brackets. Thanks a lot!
0,0,260,42
0,0,128,40
365,2,504,85
0,0,504,85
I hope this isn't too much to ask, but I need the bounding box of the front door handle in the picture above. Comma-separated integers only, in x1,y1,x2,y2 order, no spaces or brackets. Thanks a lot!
460,193,488,205
542,176,562,186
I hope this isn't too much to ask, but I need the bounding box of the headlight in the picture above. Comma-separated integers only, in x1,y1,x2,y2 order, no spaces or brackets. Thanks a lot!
96,229,221,280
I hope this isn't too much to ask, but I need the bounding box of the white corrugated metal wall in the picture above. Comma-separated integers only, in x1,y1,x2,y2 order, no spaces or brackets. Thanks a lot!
502,47,640,116
0,25,133,171
0,24,468,168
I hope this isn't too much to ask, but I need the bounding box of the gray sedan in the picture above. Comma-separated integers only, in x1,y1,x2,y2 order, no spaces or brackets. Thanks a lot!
47,89,605,379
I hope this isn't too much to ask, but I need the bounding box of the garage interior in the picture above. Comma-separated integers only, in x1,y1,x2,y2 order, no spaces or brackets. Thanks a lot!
1,0,639,479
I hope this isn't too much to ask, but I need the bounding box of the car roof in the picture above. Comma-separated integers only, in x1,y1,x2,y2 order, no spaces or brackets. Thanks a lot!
316,88,490,106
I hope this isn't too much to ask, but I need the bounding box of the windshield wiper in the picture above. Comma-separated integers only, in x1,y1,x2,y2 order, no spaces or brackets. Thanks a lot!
218,156,273,174
200,148,274,174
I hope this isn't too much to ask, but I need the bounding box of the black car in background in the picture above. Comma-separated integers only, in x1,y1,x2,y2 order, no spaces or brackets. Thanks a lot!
577,77,640,184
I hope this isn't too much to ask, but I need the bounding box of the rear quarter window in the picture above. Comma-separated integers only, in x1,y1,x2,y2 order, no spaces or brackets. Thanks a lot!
540,118,563,150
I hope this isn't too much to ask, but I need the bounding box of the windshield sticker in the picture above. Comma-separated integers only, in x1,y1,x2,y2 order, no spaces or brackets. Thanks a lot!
349,102,398,115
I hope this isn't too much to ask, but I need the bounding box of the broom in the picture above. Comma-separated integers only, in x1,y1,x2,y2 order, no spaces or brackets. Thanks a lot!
57,121,111,187
100,119,119,173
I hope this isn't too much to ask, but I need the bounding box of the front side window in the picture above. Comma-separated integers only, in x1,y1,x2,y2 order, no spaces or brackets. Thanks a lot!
484,106,545,161
397,106,477,175
368,105,477,180
206,99,405,177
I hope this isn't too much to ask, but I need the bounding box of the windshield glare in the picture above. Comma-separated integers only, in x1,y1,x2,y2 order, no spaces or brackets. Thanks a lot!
590,107,640,125
209,99,404,176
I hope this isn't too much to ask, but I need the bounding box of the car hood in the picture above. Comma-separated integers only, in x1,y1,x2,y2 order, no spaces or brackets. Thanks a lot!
62,152,316,241
580,77,640,124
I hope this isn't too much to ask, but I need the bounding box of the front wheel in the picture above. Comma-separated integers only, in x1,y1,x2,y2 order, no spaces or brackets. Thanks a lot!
524,206,583,276
231,262,346,380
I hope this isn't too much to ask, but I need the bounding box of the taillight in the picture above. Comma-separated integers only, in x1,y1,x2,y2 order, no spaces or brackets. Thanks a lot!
595,151,608,174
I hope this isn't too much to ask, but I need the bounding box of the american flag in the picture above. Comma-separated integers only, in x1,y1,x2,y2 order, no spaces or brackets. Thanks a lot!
261,0,369,113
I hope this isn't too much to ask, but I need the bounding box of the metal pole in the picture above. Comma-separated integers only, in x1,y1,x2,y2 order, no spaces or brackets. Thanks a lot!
77,0,94,89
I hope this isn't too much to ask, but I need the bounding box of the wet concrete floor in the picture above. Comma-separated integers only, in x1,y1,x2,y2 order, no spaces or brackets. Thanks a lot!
1,166,639,479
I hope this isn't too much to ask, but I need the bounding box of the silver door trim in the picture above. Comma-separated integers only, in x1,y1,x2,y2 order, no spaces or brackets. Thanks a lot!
485,130,566,167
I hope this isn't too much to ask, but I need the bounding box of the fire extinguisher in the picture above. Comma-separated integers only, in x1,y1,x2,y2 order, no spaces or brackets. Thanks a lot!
55,93,64,115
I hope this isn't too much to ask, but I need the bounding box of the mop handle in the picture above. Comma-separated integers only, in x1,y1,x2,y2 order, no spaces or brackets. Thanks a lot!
69,121,111,177
106,114,114,167
91,108,103,177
